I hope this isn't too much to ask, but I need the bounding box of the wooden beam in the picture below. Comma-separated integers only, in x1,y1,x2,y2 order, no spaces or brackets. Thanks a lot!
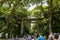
17,18,43,21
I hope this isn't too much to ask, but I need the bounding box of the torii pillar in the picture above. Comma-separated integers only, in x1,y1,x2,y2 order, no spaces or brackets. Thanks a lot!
21,19,24,35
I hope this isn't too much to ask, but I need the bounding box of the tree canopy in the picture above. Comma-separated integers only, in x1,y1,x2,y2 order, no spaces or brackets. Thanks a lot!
0,0,60,38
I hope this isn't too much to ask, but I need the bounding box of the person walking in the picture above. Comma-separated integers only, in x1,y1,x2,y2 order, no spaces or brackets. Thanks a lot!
31,35,35,40
14,35,19,40
24,34,31,40
37,33,45,40
48,32,54,40
58,33,60,40
54,33,58,40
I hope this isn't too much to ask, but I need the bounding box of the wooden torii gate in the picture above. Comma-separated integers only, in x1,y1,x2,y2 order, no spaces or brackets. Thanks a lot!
17,18,43,35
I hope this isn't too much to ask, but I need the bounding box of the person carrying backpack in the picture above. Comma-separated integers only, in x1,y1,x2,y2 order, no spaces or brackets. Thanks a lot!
48,32,54,40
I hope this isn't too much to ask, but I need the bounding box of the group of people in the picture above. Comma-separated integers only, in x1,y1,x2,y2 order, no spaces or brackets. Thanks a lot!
48,32,60,40
14,32,60,40
24,34,35,40
24,32,60,40
24,33,45,40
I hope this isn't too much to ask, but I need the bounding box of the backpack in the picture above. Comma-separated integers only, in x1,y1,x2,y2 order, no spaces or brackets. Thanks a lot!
51,36,53,40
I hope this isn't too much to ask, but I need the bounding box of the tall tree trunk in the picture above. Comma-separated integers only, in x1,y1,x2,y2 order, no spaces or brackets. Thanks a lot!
48,14,52,33
48,0,52,33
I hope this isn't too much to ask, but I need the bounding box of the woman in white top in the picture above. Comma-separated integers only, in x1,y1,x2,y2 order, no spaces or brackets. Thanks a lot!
48,32,54,40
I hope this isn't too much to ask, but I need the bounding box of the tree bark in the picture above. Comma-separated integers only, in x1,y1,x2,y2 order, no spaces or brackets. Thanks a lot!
48,14,52,33
48,0,52,33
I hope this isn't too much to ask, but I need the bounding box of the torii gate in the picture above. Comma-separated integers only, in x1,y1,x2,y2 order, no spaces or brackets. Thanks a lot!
17,17,43,35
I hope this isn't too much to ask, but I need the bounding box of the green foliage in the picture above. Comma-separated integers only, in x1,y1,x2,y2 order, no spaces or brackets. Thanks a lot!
0,0,60,38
